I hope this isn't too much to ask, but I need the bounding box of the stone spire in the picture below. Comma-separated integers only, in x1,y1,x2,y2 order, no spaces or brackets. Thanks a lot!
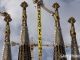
68,17,80,60
18,1,31,60
52,3,67,60
2,12,12,60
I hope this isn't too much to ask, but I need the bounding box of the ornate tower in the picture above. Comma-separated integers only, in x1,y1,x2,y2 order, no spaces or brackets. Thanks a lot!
68,17,80,60
18,1,31,60
52,3,67,60
2,12,12,60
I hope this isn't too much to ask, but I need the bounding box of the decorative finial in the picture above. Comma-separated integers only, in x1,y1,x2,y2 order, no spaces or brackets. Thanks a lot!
2,12,12,22
52,2,60,9
21,1,28,8
68,17,76,24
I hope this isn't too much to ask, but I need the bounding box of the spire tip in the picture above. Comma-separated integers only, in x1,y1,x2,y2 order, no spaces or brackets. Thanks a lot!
52,2,60,9
68,17,76,23
21,1,28,8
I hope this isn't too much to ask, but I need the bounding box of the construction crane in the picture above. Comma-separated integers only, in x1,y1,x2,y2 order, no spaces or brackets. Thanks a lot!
10,41,73,48
33,0,43,60
10,40,80,60
33,0,54,15
10,40,54,60
32,0,54,60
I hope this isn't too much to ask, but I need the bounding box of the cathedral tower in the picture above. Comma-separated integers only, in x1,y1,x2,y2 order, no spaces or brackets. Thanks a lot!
2,12,12,60
18,1,31,60
52,3,67,60
68,17,80,60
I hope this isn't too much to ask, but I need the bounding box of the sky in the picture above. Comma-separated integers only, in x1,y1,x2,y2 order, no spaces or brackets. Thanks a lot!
0,0,80,60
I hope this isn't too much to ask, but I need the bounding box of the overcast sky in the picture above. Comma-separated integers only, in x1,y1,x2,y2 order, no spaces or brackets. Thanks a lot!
0,0,80,60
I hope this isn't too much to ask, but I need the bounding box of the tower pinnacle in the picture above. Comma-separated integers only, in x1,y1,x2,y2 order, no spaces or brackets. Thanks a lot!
52,2,60,9
18,1,31,60
2,12,12,60
53,2,67,60
20,1,28,8
68,17,80,60
68,17,76,24
0,12,12,22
